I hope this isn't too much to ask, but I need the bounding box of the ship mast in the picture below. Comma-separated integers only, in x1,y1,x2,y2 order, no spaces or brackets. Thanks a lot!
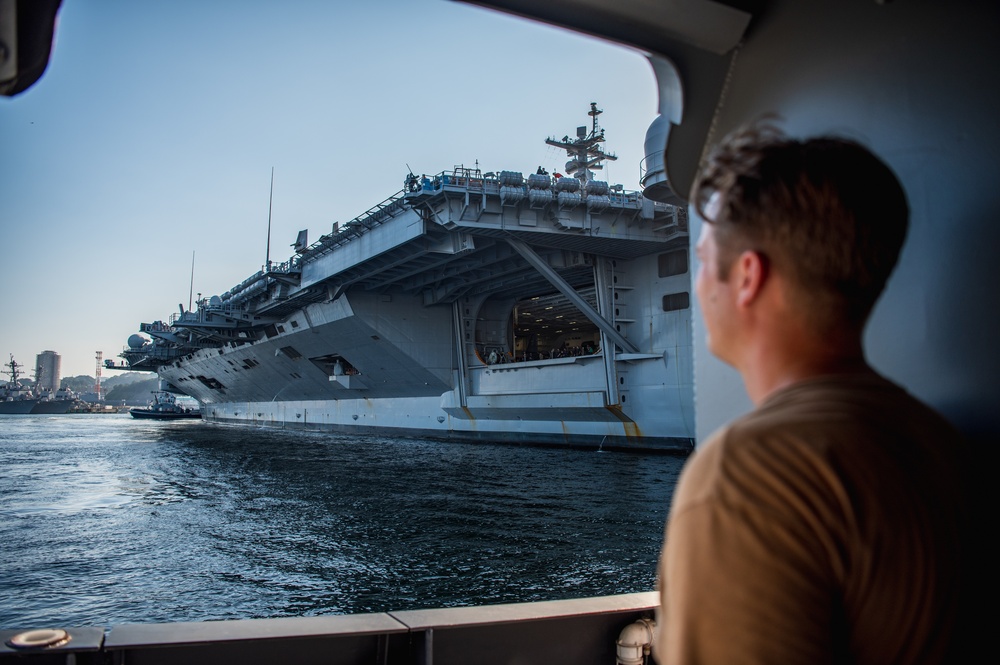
4,355,22,385
545,102,617,184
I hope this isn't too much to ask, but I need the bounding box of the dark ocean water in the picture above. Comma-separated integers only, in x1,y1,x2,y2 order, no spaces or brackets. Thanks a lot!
0,414,686,630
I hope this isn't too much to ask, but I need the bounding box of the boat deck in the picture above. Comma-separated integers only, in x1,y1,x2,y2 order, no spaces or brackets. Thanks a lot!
0,592,657,664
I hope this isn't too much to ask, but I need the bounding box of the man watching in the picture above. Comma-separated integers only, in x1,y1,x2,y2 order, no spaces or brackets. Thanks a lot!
656,123,971,664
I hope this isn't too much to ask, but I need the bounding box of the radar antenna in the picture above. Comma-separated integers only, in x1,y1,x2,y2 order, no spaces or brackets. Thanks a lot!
544,102,618,184
4,355,23,385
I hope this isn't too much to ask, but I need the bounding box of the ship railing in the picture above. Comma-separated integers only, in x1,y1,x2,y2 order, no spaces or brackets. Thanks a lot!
218,270,267,303
234,279,268,301
198,301,248,317
417,168,667,215
400,167,485,198
266,257,301,274
213,259,302,309
201,236,307,312
638,150,664,187
169,309,205,326
0,593,656,665
139,321,172,334
609,190,642,208
148,347,185,360
123,345,187,361
220,264,300,306
441,165,485,190
168,310,215,327
300,190,410,261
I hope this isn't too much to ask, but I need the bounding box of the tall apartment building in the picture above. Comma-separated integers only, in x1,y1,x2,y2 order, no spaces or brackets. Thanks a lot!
35,350,61,393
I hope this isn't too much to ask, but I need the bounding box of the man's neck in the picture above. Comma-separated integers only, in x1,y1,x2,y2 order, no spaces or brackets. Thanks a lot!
740,331,870,405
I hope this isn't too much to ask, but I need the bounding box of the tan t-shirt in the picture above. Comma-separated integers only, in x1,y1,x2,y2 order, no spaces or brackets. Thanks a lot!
656,373,970,665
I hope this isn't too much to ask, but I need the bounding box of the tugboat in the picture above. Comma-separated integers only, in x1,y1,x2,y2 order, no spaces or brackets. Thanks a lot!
129,391,201,420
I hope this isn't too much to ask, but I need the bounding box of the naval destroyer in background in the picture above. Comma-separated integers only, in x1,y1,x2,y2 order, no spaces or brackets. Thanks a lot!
0,356,37,414
114,106,694,450
0,354,76,415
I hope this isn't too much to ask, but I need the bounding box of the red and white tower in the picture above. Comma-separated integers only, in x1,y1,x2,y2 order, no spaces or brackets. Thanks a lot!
94,351,103,401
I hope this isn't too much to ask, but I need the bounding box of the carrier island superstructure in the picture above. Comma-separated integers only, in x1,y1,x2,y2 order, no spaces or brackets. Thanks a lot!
116,107,694,451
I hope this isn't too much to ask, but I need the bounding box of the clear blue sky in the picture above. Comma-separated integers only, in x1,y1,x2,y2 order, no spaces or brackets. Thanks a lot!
1,0,658,379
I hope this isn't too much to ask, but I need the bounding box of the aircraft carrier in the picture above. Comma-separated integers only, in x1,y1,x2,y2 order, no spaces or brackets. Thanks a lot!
116,106,694,451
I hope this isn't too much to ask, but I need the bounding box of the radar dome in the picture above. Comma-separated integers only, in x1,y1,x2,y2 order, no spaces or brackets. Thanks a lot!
209,295,222,307
128,334,149,349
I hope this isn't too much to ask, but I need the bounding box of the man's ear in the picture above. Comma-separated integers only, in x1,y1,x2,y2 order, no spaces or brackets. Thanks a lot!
735,250,769,308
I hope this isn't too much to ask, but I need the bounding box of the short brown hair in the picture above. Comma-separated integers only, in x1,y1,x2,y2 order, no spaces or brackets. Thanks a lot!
691,121,909,331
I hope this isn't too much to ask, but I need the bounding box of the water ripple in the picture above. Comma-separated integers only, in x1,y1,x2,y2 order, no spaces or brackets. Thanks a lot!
0,414,685,628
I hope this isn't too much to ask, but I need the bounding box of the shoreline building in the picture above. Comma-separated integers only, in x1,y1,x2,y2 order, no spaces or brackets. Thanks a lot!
34,350,61,393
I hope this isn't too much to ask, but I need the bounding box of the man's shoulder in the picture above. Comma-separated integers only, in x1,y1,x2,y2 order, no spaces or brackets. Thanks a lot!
678,372,964,508
751,372,960,442
722,371,944,433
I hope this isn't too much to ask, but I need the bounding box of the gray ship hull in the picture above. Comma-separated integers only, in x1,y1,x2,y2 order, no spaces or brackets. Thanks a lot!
155,254,694,451
197,391,692,451
0,400,37,415
29,399,75,414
